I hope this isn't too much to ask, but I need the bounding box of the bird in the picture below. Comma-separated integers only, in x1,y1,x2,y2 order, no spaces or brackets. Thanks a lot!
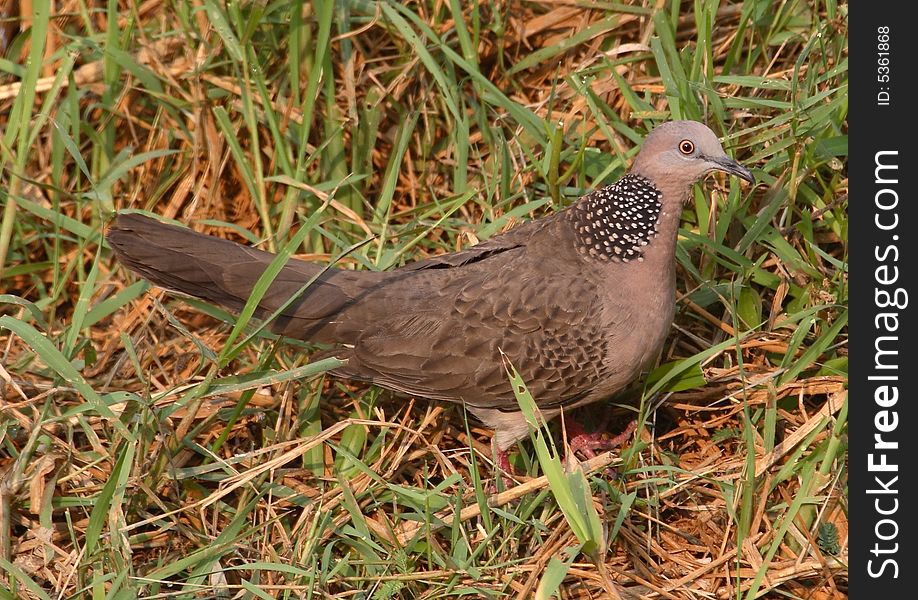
107,120,754,475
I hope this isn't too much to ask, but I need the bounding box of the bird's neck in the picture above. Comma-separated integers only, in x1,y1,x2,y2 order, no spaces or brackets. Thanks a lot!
640,190,687,267
569,173,687,265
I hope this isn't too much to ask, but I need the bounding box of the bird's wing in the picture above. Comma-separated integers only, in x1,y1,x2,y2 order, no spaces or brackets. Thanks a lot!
331,260,612,411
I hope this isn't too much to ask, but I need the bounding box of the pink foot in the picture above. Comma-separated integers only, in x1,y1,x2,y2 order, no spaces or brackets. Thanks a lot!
566,419,637,478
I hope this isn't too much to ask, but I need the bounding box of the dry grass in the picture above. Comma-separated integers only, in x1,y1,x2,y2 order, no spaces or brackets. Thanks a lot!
1,1,847,598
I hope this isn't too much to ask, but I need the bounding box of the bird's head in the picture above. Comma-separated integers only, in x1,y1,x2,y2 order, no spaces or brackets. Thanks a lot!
631,120,754,197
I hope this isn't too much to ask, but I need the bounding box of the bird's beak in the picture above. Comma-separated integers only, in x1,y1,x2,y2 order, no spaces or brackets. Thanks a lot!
706,155,755,184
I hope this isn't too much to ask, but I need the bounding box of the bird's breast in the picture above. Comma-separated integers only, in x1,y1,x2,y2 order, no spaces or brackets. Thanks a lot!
592,259,677,395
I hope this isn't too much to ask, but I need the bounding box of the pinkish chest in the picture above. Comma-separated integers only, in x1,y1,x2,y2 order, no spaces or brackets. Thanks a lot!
594,258,677,394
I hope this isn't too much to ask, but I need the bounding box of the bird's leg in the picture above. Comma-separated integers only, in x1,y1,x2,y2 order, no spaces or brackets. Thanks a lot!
495,446,513,476
491,439,515,490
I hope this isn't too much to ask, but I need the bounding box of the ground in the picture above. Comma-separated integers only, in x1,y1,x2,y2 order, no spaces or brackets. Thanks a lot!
0,1,847,598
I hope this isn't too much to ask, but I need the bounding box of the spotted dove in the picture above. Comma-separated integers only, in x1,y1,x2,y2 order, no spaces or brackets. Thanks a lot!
108,120,754,467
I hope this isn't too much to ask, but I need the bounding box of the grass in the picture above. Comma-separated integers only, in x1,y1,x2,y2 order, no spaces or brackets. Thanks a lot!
0,0,847,598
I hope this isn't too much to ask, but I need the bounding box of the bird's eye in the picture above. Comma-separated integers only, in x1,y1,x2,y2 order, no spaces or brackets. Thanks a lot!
679,140,695,155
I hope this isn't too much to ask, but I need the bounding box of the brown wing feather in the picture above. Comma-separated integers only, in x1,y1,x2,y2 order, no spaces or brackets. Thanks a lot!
330,252,612,411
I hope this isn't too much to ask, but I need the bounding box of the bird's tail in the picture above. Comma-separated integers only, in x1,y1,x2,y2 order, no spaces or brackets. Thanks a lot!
107,213,347,336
